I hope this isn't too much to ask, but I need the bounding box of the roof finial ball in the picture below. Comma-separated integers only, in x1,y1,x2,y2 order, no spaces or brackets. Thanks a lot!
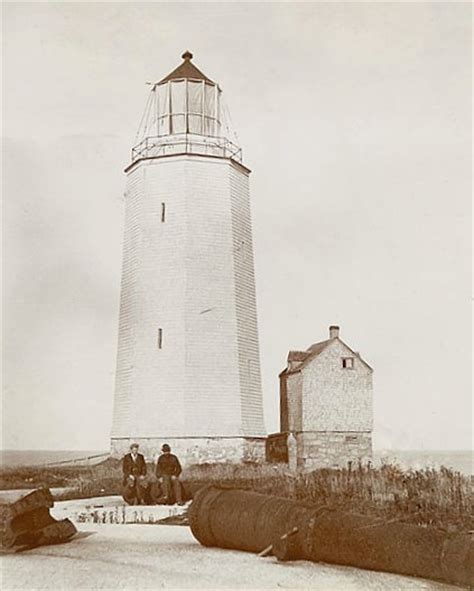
182,50,193,61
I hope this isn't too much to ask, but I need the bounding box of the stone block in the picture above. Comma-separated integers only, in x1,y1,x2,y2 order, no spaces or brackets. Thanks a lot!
111,436,266,466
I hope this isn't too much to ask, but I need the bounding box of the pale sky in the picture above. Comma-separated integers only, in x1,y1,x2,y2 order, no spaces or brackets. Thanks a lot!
3,2,472,451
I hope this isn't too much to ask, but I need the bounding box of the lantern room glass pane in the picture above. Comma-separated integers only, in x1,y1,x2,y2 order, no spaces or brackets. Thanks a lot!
203,117,216,136
204,84,215,117
171,81,186,113
171,114,186,134
188,114,202,134
157,84,170,115
158,116,169,135
188,81,202,113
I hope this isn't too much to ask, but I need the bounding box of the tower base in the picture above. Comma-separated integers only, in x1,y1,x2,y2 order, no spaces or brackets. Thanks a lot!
110,436,266,466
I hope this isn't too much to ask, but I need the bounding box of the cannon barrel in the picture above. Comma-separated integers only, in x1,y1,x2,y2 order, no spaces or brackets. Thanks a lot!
189,486,473,588
188,486,313,553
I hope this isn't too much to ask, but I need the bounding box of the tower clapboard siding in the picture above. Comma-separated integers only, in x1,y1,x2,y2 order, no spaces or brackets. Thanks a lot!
111,53,266,463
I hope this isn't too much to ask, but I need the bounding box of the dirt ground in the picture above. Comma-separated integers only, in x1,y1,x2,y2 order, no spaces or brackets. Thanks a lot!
1,524,459,590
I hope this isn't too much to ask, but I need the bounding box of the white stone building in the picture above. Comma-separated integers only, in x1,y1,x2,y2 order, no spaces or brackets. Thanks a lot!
111,52,266,464
276,326,373,469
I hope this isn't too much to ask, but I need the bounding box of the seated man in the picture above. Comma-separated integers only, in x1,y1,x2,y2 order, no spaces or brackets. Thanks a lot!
155,444,183,505
122,443,147,505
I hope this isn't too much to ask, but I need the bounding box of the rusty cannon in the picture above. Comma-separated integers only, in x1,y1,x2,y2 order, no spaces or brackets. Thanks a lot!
0,488,76,552
188,486,473,588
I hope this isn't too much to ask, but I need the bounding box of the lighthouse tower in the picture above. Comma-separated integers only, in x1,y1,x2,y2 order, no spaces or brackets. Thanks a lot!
111,52,266,464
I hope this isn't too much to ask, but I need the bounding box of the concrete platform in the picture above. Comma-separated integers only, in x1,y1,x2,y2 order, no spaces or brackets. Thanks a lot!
51,496,190,524
1,523,457,590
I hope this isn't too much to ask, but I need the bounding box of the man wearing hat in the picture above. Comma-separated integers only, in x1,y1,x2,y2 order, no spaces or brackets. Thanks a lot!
155,444,183,505
122,443,147,505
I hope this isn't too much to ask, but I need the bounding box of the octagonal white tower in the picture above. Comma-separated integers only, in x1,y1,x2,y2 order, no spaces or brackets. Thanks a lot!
111,52,266,464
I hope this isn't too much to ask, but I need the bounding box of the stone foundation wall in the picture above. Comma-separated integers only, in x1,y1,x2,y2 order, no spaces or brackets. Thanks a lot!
110,436,266,466
296,431,372,470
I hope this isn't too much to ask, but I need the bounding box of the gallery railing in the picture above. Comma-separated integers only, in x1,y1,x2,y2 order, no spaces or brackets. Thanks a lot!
131,134,242,164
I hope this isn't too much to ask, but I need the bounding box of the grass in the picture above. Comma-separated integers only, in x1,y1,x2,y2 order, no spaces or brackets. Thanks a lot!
1,458,471,533
181,461,472,532
0,457,123,498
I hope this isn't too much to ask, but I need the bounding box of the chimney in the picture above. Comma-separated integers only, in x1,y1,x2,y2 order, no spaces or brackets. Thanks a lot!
329,325,340,339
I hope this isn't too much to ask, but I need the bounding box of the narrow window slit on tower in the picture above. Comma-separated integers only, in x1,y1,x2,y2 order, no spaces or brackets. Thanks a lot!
158,328,163,349
342,357,354,369
161,203,166,222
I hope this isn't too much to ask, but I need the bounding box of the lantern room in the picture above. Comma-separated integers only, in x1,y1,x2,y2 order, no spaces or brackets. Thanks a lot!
132,51,242,164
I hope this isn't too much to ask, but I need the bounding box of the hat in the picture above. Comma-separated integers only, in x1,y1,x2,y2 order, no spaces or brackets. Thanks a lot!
130,443,139,450
161,443,171,452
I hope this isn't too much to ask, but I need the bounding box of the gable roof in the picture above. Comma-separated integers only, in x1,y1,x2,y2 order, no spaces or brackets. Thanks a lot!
288,350,308,363
280,337,372,377
306,340,331,357
158,51,214,85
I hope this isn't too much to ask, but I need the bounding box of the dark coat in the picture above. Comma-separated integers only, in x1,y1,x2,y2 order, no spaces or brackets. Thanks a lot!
122,452,147,484
156,453,182,477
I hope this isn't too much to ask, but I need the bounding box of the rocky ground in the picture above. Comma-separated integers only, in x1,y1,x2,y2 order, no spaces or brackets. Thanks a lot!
1,522,458,590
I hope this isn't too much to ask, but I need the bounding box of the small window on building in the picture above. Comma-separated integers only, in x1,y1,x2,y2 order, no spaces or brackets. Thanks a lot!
345,435,358,442
161,203,166,223
157,328,163,349
342,357,354,369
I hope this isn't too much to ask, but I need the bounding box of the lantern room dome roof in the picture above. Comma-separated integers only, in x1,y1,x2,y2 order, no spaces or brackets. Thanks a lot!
158,51,215,85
